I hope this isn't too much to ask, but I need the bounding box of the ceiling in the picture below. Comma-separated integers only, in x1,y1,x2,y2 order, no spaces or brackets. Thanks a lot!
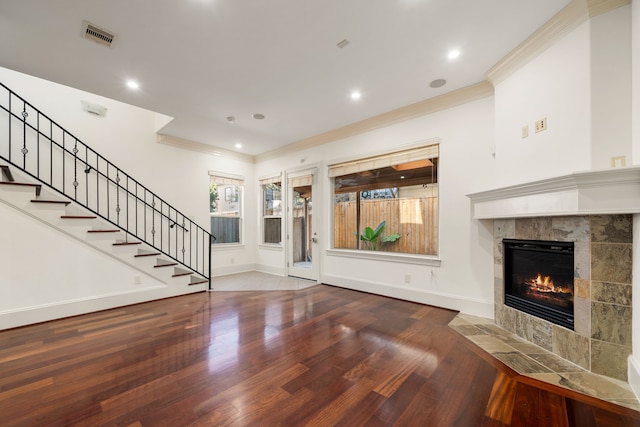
0,0,571,156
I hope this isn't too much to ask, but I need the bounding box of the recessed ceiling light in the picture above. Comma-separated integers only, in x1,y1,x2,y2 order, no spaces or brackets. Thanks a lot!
447,49,460,59
350,91,362,100
126,80,140,90
252,113,265,120
235,143,242,149
430,79,446,88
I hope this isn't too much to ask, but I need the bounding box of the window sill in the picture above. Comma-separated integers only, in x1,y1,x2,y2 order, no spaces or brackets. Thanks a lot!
326,249,441,266
211,243,245,250
258,244,283,251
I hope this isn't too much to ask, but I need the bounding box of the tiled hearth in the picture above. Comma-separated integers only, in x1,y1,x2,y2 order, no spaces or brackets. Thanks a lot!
493,215,633,381
450,313,640,410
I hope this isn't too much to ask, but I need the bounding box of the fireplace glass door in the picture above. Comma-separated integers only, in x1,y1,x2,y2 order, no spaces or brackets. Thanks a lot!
503,239,574,329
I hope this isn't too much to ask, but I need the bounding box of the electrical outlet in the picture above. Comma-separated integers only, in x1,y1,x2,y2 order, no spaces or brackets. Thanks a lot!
404,274,411,284
521,125,529,139
134,276,141,285
611,156,626,168
535,118,547,133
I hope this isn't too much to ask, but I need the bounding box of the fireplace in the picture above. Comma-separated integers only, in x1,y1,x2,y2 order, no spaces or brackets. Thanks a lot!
503,239,574,330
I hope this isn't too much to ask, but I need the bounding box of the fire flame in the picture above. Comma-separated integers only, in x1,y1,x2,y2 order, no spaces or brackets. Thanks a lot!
527,273,562,293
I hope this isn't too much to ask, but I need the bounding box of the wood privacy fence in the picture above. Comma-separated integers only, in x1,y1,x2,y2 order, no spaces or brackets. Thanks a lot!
334,197,437,255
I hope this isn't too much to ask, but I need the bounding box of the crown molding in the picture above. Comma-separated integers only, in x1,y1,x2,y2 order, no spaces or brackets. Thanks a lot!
256,80,494,163
587,0,630,17
156,134,255,163
487,0,629,86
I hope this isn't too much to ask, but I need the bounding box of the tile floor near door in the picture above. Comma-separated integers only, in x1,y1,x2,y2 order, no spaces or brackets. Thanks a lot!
211,271,317,291
212,272,640,411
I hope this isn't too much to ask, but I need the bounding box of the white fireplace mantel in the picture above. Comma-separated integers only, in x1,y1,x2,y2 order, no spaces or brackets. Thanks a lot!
467,166,640,219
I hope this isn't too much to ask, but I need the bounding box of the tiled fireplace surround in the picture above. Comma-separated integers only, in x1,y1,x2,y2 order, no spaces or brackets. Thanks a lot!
493,214,632,381
468,166,640,383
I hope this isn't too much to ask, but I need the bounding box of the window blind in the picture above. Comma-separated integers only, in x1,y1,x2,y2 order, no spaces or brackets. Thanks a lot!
209,172,244,186
328,144,438,178
288,175,313,188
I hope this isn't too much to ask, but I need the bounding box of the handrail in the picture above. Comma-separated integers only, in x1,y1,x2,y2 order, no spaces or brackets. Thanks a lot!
0,82,211,288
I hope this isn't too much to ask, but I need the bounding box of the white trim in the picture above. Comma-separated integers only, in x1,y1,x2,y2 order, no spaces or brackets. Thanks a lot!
321,274,494,318
255,263,286,276
211,243,245,250
0,284,204,331
211,263,255,277
326,249,441,267
157,134,254,163
285,165,320,281
487,0,630,86
467,166,640,219
286,165,319,179
258,243,283,251
629,356,640,401
255,82,491,163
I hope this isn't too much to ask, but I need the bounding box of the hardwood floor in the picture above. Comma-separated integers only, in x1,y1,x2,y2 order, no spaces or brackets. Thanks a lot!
1,285,640,426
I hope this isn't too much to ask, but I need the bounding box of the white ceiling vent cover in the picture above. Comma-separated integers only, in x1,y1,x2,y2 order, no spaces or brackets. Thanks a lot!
81,20,115,47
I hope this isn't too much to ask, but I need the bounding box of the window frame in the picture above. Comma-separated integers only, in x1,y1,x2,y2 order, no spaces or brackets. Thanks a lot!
209,172,244,246
328,141,440,259
260,175,283,246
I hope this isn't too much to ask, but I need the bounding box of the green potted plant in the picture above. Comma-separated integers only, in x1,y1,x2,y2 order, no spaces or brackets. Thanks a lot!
354,220,401,251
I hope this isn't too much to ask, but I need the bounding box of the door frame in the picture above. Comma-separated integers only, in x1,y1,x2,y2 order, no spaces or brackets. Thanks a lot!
285,166,319,281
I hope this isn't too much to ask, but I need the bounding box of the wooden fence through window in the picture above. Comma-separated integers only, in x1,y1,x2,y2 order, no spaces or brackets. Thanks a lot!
333,197,437,255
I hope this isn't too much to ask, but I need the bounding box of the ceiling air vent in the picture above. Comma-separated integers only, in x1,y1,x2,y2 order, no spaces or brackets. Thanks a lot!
81,20,115,47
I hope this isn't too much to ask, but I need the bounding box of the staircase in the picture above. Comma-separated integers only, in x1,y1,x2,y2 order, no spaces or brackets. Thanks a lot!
0,82,211,328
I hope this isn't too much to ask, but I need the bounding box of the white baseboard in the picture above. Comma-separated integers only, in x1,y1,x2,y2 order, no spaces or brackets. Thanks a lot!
212,263,256,277
255,264,286,276
321,274,494,318
0,284,205,330
628,356,640,400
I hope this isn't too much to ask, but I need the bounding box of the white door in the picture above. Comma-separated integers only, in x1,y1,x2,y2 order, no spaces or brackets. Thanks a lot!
287,170,318,281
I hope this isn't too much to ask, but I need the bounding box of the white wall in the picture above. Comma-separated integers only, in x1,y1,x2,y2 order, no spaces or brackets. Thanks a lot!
632,0,640,166
1,5,636,329
0,201,169,329
256,96,497,317
493,21,592,184
629,0,640,400
590,6,632,169
0,68,258,326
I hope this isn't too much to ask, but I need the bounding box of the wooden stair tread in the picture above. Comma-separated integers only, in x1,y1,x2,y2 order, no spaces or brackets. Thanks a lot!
155,262,178,268
31,199,71,206
87,229,121,233
0,181,42,195
172,272,193,278
61,215,97,219
113,241,142,246
135,252,161,258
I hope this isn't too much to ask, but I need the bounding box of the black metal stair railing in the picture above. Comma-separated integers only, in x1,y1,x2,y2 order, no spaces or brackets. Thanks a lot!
0,82,211,287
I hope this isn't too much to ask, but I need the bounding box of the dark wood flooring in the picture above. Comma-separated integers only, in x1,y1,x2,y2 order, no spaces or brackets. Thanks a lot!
1,285,640,426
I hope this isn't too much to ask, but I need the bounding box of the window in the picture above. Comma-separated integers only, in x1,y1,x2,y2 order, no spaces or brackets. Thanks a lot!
330,144,438,255
209,173,243,244
260,175,282,244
